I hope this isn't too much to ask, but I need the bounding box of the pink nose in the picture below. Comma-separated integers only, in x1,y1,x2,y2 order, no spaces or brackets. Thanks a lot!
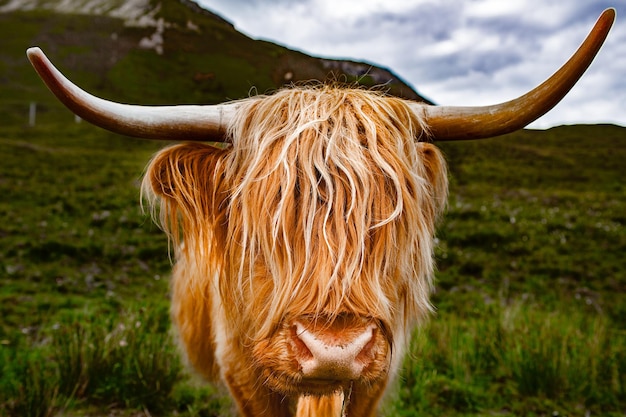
291,321,377,380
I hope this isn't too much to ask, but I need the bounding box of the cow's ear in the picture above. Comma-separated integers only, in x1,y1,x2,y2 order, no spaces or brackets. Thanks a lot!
143,142,229,204
418,143,449,217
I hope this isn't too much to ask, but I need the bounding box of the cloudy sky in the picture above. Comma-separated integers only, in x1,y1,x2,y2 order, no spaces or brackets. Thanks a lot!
193,0,624,129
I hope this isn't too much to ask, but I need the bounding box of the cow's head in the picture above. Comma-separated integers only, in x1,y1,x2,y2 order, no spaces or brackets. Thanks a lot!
138,87,449,395
27,8,614,399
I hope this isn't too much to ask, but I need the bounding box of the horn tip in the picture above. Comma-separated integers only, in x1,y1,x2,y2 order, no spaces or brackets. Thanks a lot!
27,46,42,56
26,47,44,63
601,8,616,23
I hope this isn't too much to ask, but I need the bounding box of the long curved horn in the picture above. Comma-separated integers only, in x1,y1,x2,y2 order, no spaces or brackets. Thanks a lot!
413,8,615,141
26,47,236,141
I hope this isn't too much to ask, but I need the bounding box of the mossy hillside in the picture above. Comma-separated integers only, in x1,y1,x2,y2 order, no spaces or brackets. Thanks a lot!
0,0,425,128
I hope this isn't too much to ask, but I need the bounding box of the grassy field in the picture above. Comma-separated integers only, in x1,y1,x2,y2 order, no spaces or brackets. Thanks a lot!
0,113,625,416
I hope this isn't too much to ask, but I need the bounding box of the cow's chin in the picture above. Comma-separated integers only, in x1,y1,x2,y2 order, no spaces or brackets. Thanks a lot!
252,316,392,397
261,372,356,397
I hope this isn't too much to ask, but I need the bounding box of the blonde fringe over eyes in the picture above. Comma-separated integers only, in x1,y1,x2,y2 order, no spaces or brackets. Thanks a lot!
142,85,448,343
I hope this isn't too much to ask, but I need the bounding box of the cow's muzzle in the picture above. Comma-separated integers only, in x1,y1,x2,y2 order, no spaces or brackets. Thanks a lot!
291,320,378,381
253,314,391,396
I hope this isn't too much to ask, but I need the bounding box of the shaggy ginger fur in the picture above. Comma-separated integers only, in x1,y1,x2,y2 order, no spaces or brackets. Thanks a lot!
142,86,448,417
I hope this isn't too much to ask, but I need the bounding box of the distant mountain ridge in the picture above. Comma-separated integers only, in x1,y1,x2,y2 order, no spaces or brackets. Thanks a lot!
0,0,157,25
0,0,431,113
0,0,234,28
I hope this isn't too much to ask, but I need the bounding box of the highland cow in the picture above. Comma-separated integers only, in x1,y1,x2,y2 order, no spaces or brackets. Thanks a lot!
27,9,614,417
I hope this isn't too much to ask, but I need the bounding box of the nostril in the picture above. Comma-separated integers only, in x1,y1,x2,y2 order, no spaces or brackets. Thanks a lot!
290,324,314,361
355,327,377,365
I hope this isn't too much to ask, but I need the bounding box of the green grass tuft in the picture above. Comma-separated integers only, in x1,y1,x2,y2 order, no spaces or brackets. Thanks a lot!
388,303,626,416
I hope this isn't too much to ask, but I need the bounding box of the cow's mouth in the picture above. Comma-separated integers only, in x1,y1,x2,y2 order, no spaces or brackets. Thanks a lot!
262,370,355,396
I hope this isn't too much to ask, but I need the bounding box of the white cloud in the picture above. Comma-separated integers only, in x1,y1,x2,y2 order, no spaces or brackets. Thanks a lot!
194,0,625,128
465,0,528,19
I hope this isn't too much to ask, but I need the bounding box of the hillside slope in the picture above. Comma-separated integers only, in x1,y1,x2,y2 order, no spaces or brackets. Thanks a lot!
0,0,429,126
